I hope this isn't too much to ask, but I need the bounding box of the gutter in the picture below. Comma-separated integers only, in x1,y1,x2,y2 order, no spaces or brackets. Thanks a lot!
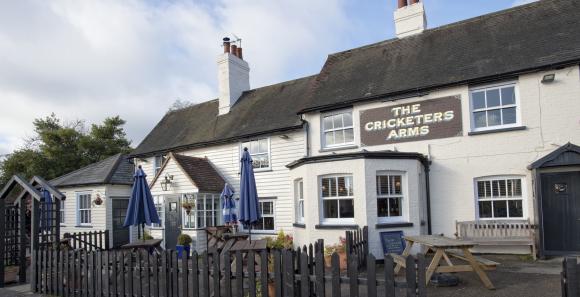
297,60,580,114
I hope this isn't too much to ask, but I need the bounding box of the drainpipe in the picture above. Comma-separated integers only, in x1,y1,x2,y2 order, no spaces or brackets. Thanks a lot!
301,116,310,157
424,161,432,235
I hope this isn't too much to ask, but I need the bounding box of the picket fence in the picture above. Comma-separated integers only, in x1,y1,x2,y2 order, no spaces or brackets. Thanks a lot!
562,257,580,297
32,246,427,297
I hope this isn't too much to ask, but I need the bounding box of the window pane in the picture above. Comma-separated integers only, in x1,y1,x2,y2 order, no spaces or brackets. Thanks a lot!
389,198,401,217
323,200,338,218
377,198,389,217
472,91,486,109
484,181,492,198
321,178,330,197
508,200,523,217
492,180,499,197
498,180,507,197
337,177,348,196
346,176,353,195
474,111,487,128
334,130,345,144
501,87,515,105
259,139,268,153
493,200,508,218
513,179,522,196
262,202,273,215
329,178,337,197
339,199,354,218
263,217,275,230
324,132,334,146
478,201,492,218
333,114,343,129
393,176,402,194
344,129,354,143
323,116,333,131
377,176,388,195
251,140,259,153
487,109,501,126
502,107,516,124
477,181,486,198
343,113,353,127
486,89,500,107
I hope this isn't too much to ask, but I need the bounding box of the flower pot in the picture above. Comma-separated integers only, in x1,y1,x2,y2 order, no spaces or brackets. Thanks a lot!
176,245,191,259
338,251,347,270
4,266,19,284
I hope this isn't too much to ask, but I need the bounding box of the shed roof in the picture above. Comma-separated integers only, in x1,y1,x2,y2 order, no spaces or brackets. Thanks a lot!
50,154,134,188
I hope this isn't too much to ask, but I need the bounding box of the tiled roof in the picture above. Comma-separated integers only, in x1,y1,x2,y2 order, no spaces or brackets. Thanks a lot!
172,153,226,192
50,154,134,187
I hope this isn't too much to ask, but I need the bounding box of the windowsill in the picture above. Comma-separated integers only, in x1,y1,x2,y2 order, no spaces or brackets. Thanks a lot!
319,144,358,153
253,168,273,173
243,231,276,235
315,224,359,230
74,225,93,228
375,222,413,229
293,223,306,228
468,126,526,136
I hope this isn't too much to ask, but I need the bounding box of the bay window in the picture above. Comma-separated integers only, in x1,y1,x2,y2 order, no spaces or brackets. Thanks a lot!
182,193,221,229
320,175,354,223
470,83,519,131
476,176,525,219
376,174,404,221
322,111,354,148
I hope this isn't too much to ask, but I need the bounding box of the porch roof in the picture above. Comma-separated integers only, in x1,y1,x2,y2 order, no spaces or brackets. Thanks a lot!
150,153,226,193
528,142,580,169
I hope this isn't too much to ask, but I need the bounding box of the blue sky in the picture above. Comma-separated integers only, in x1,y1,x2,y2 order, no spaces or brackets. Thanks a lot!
0,0,536,157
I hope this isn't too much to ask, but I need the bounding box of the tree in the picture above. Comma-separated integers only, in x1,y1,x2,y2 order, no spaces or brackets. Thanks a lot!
0,114,132,186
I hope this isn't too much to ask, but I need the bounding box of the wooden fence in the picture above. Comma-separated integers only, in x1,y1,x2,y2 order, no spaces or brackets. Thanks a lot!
562,257,580,297
63,230,109,251
345,226,368,270
32,246,426,297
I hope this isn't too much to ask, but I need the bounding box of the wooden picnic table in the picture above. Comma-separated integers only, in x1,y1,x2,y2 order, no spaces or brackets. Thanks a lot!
120,239,164,254
391,235,497,290
229,239,267,252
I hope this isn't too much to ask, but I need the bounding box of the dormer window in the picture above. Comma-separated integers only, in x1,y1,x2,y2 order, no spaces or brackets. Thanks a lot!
322,110,354,148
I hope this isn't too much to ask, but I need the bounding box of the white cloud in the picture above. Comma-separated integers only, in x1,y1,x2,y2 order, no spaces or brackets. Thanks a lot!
512,0,538,7
0,0,351,154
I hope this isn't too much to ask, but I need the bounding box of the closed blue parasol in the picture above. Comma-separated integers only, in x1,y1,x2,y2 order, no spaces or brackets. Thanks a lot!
124,165,161,239
238,148,261,241
221,183,237,224
40,188,52,232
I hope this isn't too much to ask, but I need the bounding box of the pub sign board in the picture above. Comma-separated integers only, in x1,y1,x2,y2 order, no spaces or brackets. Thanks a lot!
380,231,406,255
360,96,463,146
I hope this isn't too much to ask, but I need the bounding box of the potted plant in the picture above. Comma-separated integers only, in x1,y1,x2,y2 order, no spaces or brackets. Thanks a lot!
181,201,195,215
4,266,19,284
266,230,293,296
324,236,347,270
176,233,192,259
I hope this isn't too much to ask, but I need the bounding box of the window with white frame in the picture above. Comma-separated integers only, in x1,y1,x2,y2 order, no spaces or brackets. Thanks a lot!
295,179,304,223
59,199,65,224
77,193,92,225
152,196,164,228
470,83,519,131
241,138,270,169
181,193,221,229
475,176,525,219
320,175,354,222
322,111,354,148
254,200,275,231
376,174,404,220
154,155,167,176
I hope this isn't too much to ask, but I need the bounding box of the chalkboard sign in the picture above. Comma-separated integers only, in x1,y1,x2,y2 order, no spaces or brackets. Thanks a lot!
380,231,406,255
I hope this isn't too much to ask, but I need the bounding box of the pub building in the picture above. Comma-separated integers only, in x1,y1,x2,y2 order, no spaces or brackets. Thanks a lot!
129,0,580,258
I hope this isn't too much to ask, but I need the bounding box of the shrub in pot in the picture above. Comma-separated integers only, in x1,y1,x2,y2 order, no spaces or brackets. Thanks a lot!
176,234,192,259
4,266,19,284
266,230,294,294
324,236,347,270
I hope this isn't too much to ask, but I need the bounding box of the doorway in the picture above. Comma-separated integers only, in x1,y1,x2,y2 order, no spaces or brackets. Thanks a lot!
164,195,181,249
111,198,130,248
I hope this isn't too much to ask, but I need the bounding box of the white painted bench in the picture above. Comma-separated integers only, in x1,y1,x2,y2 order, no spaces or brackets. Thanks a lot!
455,220,536,260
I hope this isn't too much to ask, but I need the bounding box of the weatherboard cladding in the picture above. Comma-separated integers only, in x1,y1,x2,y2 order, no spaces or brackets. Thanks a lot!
50,153,134,187
131,0,580,156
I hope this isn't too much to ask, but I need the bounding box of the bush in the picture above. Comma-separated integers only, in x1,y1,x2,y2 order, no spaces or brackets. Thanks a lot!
177,233,193,246
143,231,154,240
266,230,293,249
324,236,347,256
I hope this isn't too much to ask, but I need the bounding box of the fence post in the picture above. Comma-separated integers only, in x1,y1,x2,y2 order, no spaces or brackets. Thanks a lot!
201,252,210,297
384,255,395,297
565,257,578,297
417,254,426,297
224,251,231,297
213,249,221,297
273,249,282,297
235,251,243,297
348,253,358,297
248,251,256,297
315,250,325,297
367,254,377,297
260,250,268,297
182,251,189,297
405,255,417,297
331,253,340,297
191,251,199,297
300,252,310,297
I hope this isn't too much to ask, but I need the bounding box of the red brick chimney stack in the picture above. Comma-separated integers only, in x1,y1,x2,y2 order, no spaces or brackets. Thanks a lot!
223,37,231,54
398,0,407,8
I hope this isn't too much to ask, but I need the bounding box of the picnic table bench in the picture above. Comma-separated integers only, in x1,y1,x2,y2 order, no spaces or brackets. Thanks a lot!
120,239,164,254
455,219,536,260
391,235,498,290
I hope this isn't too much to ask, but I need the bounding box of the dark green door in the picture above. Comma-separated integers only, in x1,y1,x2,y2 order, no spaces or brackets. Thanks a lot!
164,195,180,249
541,171,580,253
112,198,130,248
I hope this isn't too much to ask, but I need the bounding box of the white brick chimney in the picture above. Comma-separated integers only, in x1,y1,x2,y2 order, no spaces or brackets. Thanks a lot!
394,0,427,38
218,37,250,116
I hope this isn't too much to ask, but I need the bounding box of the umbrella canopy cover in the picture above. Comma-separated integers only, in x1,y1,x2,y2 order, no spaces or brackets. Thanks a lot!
221,183,237,224
124,166,161,227
40,188,52,232
238,148,261,227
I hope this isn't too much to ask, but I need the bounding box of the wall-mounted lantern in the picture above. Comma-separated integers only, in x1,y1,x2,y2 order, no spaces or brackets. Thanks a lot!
161,173,174,191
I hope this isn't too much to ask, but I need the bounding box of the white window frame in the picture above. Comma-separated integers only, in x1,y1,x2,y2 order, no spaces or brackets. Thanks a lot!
253,199,276,232
319,175,355,225
241,138,271,171
181,193,221,229
154,155,167,176
469,82,521,132
151,195,165,228
76,192,92,226
295,179,304,223
321,110,355,149
376,172,406,223
474,175,527,220
59,198,65,225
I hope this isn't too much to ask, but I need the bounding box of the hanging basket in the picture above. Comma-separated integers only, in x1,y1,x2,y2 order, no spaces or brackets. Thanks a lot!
93,195,103,206
182,202,194,215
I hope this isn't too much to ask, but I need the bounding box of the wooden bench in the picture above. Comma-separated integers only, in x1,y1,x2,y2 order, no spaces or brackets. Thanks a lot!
445,250,499,270
455,220,536,260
